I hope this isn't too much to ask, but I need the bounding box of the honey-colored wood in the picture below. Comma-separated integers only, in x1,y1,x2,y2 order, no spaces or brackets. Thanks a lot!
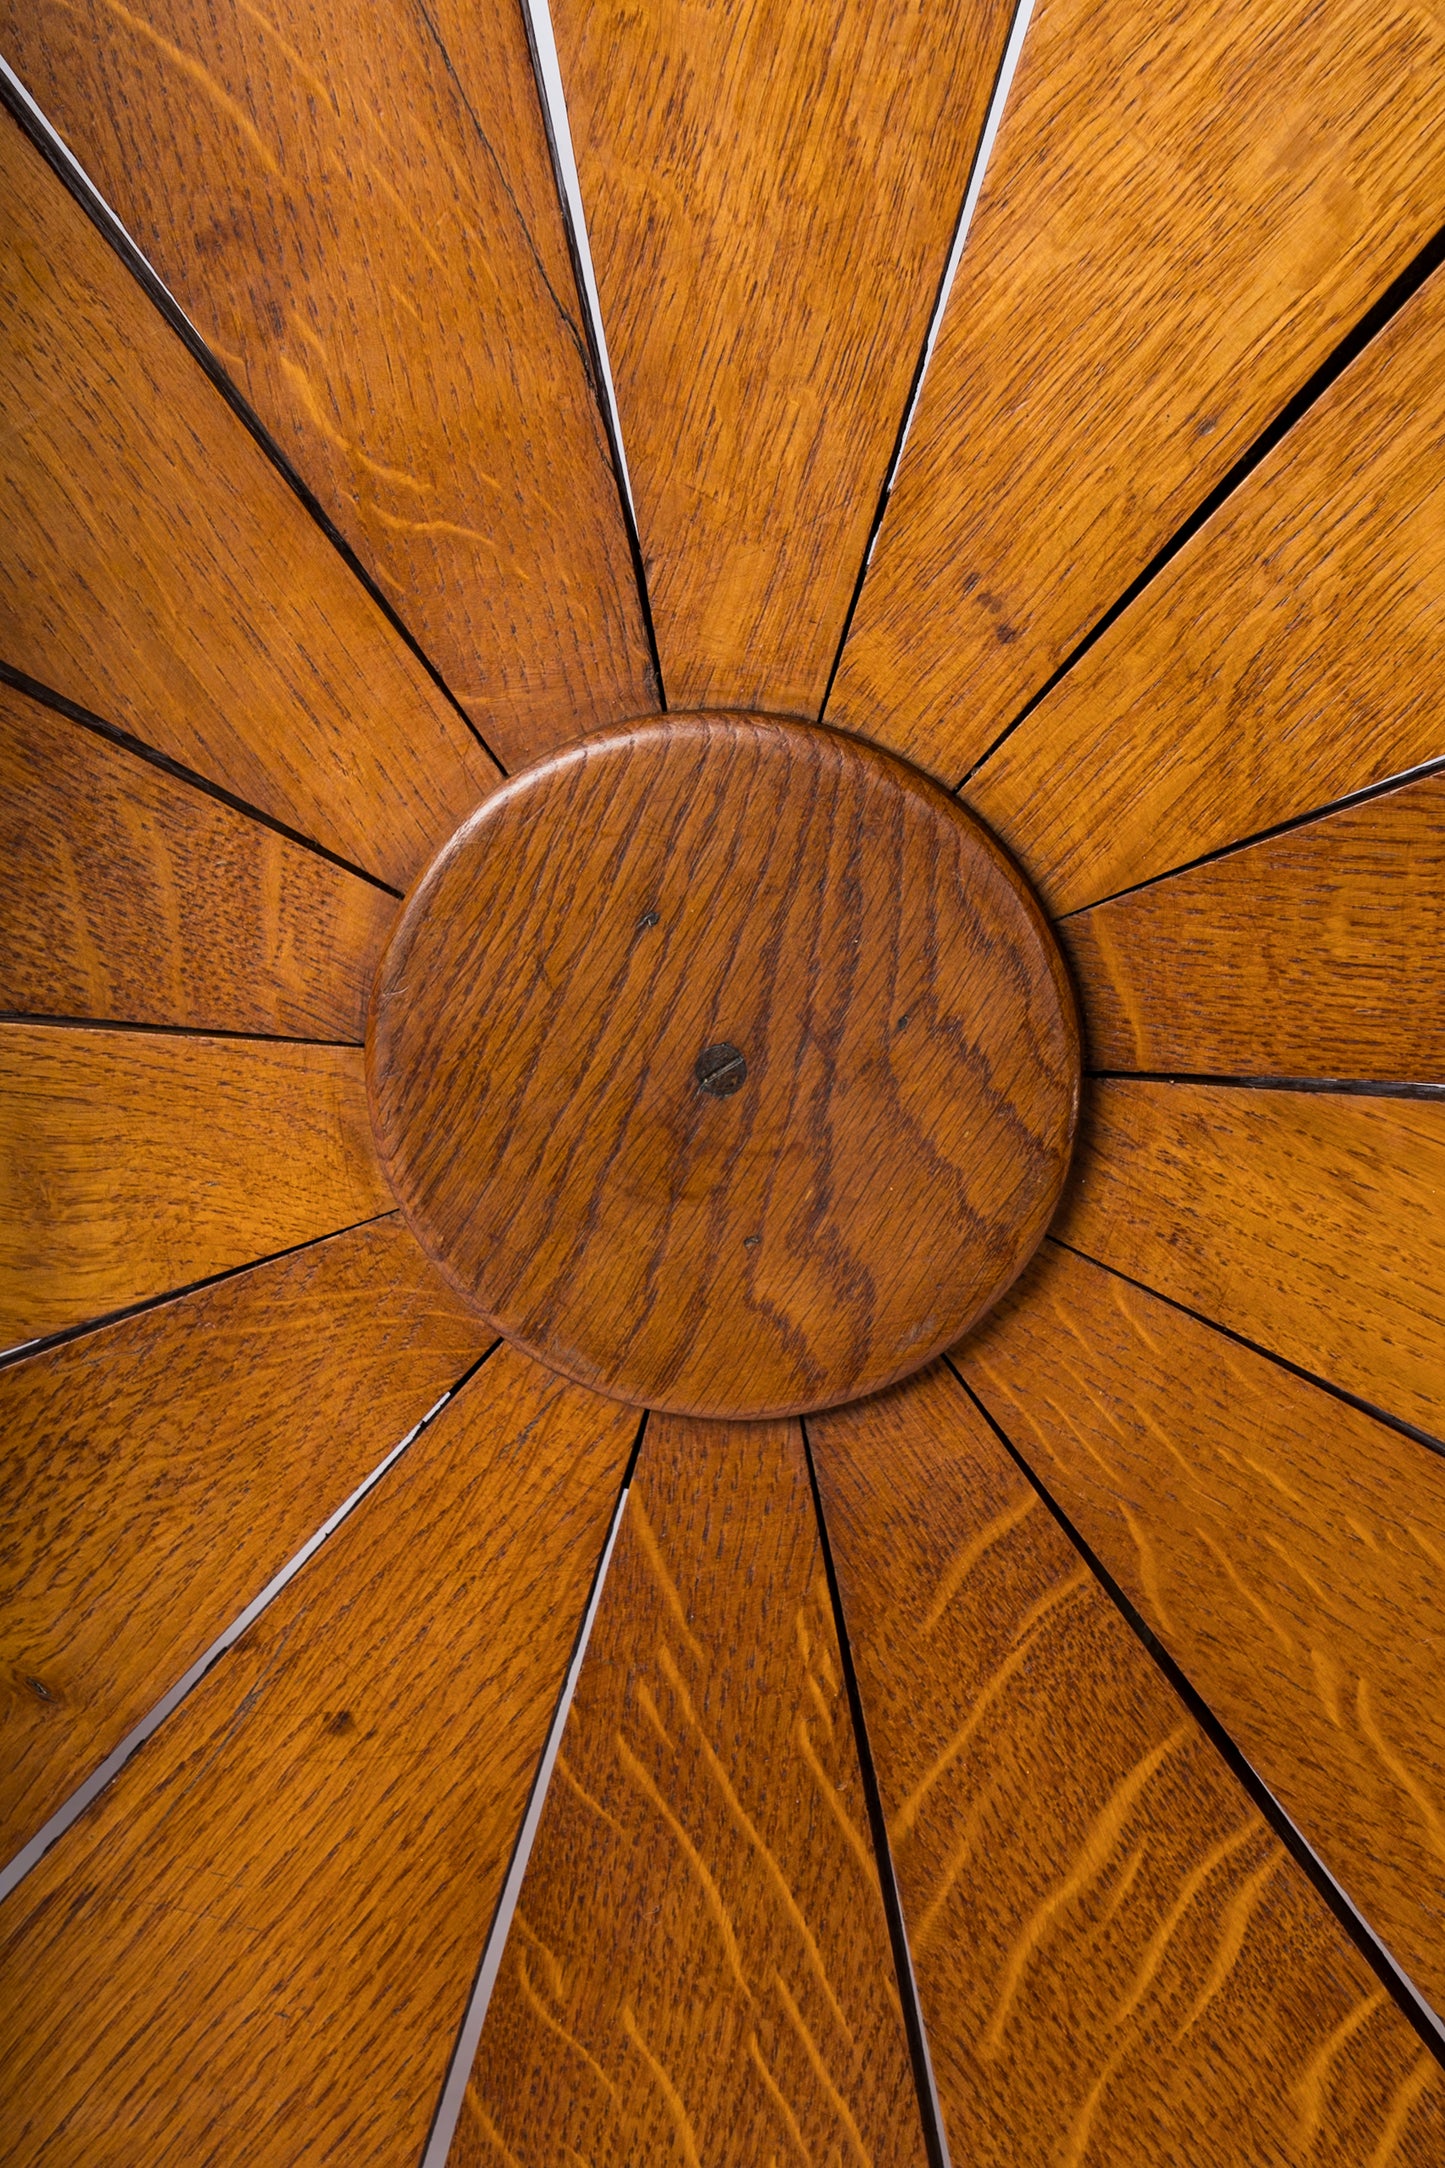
0,1216,489,1861
809,1362,1445,2164
965,259,1445,915
454,1411,926,2167
0,681,396,1039
1055,1080,1445,1441
957,1239,1445,2019
828,0,1445,784
1,1022,391,1346
550,0,1014,713
0,1345,636,2167
1,115,497,888
370,713,1078,1418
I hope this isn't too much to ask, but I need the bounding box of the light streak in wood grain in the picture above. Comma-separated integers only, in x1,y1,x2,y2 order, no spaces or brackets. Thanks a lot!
1081,1840,1147,1949
553,1748,625,1837
1309,1645,1347,1730
1407,1521,1445,1573
1118,1501,1177,1636
911,1770,1005,1953
1197,1526,1296,1655
635,1676,676,1751
1366,2051,1438,2167
515,1952,621,2109
794,1714,873,1881
1059,2038,1131,2168
629,1499,708,1665
1355,1675,1445,1867
622,2002,702,2168
1260,1530,1328,1603
1293,1988,1387,2153
512,1909,566,2002
889,1624,1049,1844
804,1669,835,1734
88,0,281,176
772,1971,872,2168
1107,1820,1259,2032
1174,1848,1281,2043
613,1731,749,1996
920,1490,1038,1630
1007,1562,1090,1650
747,2030,813,2165
468,2103,526,2168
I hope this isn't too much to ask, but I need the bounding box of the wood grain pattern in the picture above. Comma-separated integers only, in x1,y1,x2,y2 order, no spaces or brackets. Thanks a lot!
829,0,1445,784
550,0,1014,712
1,1022,391,1346
2,0,654,767
0,1344,636,2168
454,1410,926,2168
809,1362,1445,2164
956,1239,1445,2019
1055,1080,1445,1441
0,1215,489,1861
965,257,1445,914
0,681,396,1039
370,713,1078,1417
1,114,498,888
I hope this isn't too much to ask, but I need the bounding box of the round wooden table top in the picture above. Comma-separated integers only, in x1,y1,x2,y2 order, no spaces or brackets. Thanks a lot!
368,712,1080,1417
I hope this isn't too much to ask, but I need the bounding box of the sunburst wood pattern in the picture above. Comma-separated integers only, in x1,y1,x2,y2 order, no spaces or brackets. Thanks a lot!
808,1362,1445,2164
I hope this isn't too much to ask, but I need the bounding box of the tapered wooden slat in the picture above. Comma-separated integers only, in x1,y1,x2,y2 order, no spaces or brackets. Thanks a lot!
1056,1081,1445,1441
809,1363,1444,2164
955,1240,1445,2020
1060,770,1445,1083
1,1217,489,1862
1,115,497,889
550,0,1014,713
828,0,1445,784
455,1412,925,2168
2,0,654,768
0,681,396,1039
1,1023,390,1345
0,1346,635,2167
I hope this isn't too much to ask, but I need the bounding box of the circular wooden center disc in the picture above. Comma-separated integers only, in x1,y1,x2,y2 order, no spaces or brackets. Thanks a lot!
368,713,1079,1418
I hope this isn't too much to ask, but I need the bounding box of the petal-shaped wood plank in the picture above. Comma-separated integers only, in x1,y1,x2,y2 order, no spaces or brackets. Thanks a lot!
0,1346,635,2168
550,0,1015,713
0,115,496,889
955,1241,1445,2021
965,259,1445,914
1,1217,490,1862
1,1023,391,1346
827,0,1445,782
1056,1081,1445,1443
1059,770,1445,1085
808,1364,1445,2164
454,1412,925,2167
1,0,654,767
0,682,396,1039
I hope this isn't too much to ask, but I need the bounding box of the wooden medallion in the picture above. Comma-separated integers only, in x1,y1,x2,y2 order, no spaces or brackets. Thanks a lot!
368,714,1078,1416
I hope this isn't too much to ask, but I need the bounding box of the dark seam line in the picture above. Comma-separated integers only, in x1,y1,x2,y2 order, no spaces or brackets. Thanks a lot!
1086,1072,1445,1102
0,661,404,898
945,1362,1445,2067
3,1012,363,1048
801,1416,952,2168
0,73,509,777
955,215,1445,794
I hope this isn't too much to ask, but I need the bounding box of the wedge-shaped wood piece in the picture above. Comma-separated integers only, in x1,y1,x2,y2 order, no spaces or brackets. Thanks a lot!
0,1217,489,1861
455,1411,926,2167
0,1346,635,2167
1,1022,391,1345
956,1240,1445,2020
0,116,497,887
829,0,1445,783
0,682,396,1038
1056,1080,1445,1442
550,0,1014,712
809,1363,1445,2164
1060,770,1445,1083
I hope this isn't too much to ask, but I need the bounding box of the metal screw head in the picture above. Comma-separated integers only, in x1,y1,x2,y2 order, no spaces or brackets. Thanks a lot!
695,1042,747,1096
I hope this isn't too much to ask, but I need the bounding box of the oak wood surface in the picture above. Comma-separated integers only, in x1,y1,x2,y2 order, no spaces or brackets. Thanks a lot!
828,0,1445,784
957,1239,1445,2020
0,1216,489,1862
370,713,1078,1418
809,1362,1445,2164
1,1022,391,1346
0,680,396,1040
965,258,1445,915
550,0,1014,715
455,1410,926,2167
1055,1081,1445,1442
0,1344,636,2168
1,114,498,888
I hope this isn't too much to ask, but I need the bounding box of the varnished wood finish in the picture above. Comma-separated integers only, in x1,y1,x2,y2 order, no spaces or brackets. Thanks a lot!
1055,1081,1445,1441
550,0,1014,713
0,682,396,1039
370,714,1078,1417
454,1411,925,2166
809,1363,1445,2163
0,1346,636,2167
1,1217,489,1859
957,1239,1445,2018
829,0,1445,783
1,115,497,887
1,1022,391,1346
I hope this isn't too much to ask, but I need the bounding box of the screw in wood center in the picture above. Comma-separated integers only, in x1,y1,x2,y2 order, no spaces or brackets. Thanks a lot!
695,1043,748,1095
